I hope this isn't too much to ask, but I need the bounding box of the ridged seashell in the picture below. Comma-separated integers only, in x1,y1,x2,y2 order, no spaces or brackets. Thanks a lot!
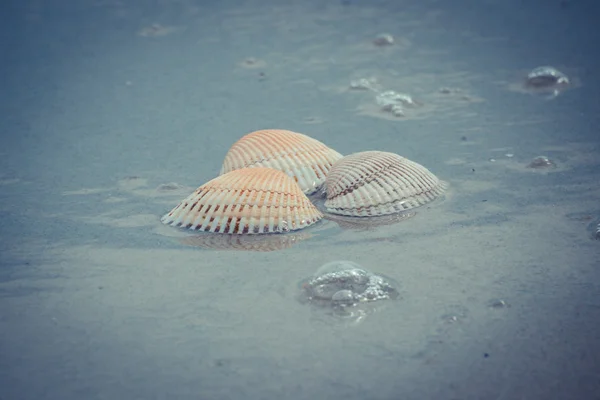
324,151,447,217
220,129,343,195
161,167,323,234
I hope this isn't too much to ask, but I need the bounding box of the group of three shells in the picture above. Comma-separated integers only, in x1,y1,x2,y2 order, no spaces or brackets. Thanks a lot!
161,129,447,234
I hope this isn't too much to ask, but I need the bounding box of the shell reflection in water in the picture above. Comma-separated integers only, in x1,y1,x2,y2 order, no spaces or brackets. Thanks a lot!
220,129,343,195
298,260,400,325
325,211,416,231
324,151,448,217
161,167,323,234
178,231,312,252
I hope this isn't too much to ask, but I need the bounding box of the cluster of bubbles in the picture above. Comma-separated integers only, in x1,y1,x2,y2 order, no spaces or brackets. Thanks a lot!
348,75,420,118
524,66,570,99
298,260,399,324
526,155,556,169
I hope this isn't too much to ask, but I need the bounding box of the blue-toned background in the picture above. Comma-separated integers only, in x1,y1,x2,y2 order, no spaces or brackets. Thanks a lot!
1,0,599,399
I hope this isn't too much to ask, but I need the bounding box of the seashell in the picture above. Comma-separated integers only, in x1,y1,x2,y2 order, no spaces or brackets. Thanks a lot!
161,167,323,234
220,129,343,195
324,151,447,217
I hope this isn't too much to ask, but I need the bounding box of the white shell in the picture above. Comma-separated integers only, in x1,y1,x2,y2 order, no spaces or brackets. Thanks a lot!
220,129,343,194
324,151,447,216
162,167,323,234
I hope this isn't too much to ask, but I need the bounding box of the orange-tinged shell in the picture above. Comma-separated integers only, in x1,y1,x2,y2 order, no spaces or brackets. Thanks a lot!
324,151,447,216
220,129,343,195
161,167,323,234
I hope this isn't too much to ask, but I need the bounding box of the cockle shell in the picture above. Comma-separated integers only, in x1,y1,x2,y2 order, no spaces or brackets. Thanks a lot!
324,151,447,217
220,129,343,195
161,167,323,234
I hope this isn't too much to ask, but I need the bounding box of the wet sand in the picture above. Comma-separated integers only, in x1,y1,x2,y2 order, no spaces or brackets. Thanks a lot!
1,0,600,399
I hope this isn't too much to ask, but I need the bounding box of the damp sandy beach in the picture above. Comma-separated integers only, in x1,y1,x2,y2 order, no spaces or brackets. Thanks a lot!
1,0,600,399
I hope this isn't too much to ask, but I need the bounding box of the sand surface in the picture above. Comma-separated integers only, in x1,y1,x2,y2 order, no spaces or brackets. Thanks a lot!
1,0,600,399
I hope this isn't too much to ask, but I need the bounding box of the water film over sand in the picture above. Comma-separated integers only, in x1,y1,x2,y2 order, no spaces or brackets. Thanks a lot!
1,0,600,399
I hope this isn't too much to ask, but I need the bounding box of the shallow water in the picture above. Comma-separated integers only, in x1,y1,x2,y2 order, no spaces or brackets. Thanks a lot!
1,0,600,399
